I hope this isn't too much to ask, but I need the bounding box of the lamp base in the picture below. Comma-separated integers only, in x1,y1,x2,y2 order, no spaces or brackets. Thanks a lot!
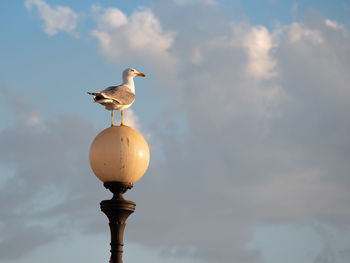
100,182,136,263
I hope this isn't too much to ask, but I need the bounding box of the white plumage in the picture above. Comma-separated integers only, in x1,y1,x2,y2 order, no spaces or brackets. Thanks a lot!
88,68,146,126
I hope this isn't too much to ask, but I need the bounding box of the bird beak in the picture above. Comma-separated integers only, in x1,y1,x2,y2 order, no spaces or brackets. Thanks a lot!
136,72,146,77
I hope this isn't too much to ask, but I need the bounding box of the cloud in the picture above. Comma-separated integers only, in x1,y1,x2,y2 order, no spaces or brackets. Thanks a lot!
4,2,350,263
287,22,324,44
25,0,79,36
0,225,55,260
339,248,350,261
91,6,175,66
113,7,350,263
207,23,277,80
1,88,42,127
314,245,336,263
87,3,350,261
172,0,217,6
244,25,277,79
92,6,128,29
0,91,101,259
0,89,149,260
124,109,141,133
325,18,345,31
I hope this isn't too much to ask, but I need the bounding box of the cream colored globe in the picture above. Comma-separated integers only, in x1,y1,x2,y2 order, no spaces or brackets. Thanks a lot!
89,126,150,183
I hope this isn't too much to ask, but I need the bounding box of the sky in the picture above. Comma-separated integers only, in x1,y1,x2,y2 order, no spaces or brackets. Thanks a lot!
0,0,350,263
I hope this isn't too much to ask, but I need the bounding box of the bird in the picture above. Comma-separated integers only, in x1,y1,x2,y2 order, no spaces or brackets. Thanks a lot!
88,68,146,126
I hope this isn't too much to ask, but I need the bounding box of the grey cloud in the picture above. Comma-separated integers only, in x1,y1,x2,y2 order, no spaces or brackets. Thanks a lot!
0,225,55,260
116,6,350,263
0,92,106,259
314,244,336,263
2,3,350,263
339,248,350,261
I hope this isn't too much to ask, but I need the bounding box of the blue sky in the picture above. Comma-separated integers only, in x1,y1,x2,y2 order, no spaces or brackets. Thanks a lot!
1,1,350,263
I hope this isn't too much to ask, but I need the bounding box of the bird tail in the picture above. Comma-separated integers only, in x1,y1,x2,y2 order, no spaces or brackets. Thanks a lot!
87,92,98,96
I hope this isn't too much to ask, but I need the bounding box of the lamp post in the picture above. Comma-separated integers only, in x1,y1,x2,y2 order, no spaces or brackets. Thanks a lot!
89,125,150,263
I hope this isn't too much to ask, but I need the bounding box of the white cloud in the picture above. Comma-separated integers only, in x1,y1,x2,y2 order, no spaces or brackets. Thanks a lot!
25,0,79,36
244,25,277,79
124,109,141,131
173,0,217,6
92,5,127,29
208,23,278,79
91,7,175,66
325,18,344,30
287,22,324,44
189,22,283,120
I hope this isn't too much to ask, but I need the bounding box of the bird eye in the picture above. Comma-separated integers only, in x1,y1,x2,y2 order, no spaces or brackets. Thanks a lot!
131,69,135,72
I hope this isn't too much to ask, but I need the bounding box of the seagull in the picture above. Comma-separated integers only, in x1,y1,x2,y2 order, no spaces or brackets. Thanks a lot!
88,68,146,126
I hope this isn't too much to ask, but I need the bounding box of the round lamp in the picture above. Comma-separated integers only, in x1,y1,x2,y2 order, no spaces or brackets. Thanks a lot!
89,125,150,183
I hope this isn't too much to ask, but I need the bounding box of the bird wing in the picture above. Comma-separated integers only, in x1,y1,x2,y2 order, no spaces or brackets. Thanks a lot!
100,85,135,105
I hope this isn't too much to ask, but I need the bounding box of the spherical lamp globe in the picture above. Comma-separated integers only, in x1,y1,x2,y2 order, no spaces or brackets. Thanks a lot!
89,126,150,184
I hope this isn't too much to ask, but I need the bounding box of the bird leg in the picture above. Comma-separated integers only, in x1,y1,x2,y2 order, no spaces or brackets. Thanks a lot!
111,111,114,126
121,110,125,126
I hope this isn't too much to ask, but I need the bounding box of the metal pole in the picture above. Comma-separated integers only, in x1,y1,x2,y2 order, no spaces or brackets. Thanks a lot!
100,182,136,263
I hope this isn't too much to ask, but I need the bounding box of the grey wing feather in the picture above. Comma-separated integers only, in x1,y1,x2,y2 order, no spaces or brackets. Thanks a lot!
100,85,135,105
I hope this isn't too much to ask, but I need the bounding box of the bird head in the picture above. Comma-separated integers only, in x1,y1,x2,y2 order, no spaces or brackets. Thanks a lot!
123,68,146,79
